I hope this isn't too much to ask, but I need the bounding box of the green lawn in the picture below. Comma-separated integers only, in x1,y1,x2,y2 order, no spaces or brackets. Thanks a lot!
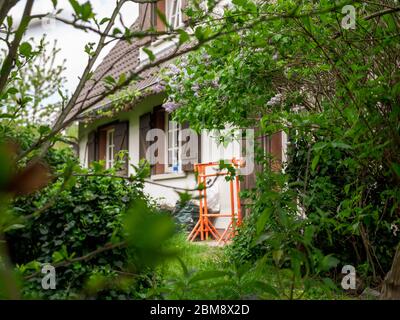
146,233,354,300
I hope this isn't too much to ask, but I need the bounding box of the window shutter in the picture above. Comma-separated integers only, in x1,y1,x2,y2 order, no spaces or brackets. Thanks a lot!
156,0,166,31
270,131,282,171
151,106,165,175
87,130,96,166
181,121,200,172
98,130,107,163
139,3,151,31
182,0,189,22
241,126,263,191
114,121,129,176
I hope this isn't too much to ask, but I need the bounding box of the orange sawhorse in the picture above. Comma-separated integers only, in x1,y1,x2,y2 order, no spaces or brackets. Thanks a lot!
187,158,244,245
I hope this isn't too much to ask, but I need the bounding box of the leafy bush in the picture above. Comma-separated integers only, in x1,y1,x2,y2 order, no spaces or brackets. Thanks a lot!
165,0,400,295
285,126,400,284
6,157,150,298
0,127,167,299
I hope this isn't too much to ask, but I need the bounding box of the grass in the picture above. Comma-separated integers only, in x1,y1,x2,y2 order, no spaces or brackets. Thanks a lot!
145,233,354,300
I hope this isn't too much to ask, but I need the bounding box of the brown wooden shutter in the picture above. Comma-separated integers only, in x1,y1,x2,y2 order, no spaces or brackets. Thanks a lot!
241,127,258,192
87,130,96,165
151,106,165,175
270,131,282,171
181,121,201,172
182,0,189,22
156,0,166,31
198,129,202,164
114,121,129,176
98,130,107,163
139,3,151,30
151,3,157,29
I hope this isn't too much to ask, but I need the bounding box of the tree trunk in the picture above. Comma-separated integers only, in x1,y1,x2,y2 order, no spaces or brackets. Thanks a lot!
381,244,400,299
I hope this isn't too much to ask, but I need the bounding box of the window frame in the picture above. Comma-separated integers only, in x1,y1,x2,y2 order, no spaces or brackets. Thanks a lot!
165,115,182,173
166,0,183,29
106,128,115,169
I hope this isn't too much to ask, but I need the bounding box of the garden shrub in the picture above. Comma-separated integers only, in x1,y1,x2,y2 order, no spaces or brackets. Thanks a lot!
1,125,163,299
7,159,153,298
164,0,400,293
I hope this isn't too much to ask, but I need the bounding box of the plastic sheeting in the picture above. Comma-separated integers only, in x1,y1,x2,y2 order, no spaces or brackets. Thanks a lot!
172,201,200,231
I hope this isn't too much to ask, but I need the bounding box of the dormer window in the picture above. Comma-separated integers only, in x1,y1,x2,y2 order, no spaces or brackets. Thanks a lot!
139,0,184,63
167,0,183,29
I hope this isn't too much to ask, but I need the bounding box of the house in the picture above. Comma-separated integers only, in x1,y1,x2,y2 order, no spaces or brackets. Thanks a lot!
74,1,287,225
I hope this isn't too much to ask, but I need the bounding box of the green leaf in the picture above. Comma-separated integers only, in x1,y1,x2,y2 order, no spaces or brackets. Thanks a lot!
19,42,32,57
232,0,247,7
103,75,116,86
156,8,169,29
52,251,64,263
142,47,155,62
321,254,340,271
251,280,280,297
69,0,93,21
117,73,126,85
312,142,327,152
391,163,400,178
38,125,51,135
256,207,271,236
7,87,18,95
112,27,122,36
311,154,320,172
177,29,190,45
69,0,80,16
194,26,205,42
253,232,272,246
80,2,94,21
6,15,13,29
177,257,189,278
100,17,110,25
303,226,314,245
189,270,228,283
301,16,312,32
4,224,25,232
84,42,95,56
0,113,16,119
322,277,338,291
23,261,41,271
272,249,283,265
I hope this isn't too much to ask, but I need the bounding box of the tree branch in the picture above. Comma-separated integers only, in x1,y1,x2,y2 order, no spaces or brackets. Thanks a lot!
364,7,400,20
0,0,33,94
24,241,127,280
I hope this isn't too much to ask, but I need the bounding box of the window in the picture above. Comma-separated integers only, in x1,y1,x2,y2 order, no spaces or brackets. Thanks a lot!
167,0,183,29
106,129,115,169
166,116,182,173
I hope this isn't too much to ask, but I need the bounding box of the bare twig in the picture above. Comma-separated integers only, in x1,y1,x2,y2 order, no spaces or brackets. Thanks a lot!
364,7,400,20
